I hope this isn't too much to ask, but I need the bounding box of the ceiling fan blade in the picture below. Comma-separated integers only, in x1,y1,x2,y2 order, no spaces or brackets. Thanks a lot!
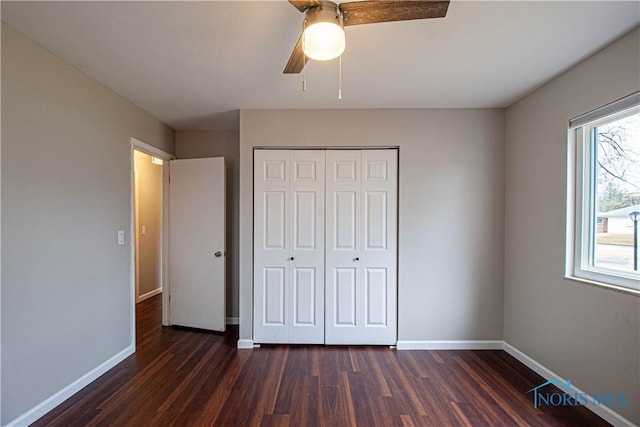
340,0,449,26
288,0,322,13
283,34,309,74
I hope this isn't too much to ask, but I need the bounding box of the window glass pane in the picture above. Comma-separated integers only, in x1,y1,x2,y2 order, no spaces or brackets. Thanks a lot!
593,112,640,275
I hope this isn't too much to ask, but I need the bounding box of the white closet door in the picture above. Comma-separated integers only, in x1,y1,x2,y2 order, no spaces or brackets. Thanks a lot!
288,151,325,343
254,150,289,343
326,150,397,345
254,150,325,344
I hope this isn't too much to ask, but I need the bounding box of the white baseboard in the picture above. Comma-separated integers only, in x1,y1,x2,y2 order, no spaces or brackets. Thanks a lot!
396,340,504,350
236,339,254,349
226,317,239,325
137,287,162,303
6,345,134,427
503,342,636,427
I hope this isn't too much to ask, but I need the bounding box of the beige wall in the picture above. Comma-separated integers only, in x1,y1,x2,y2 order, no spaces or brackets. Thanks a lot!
504,27,640,424
1,23,174,424
239,109,506,343
134,150,163,299
175,130,240,319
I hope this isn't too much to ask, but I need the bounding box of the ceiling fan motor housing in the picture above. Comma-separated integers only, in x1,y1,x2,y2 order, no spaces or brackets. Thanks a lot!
304,1,344,30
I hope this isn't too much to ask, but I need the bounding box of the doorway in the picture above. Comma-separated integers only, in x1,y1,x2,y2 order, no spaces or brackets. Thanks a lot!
130,138,173,348
134,150,164,304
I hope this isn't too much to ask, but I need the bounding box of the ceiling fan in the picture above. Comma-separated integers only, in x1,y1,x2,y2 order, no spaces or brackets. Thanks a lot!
284,0,450,74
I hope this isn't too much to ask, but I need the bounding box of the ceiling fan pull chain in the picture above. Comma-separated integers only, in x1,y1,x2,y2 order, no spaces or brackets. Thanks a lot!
338,54,342,100
302,19,307,92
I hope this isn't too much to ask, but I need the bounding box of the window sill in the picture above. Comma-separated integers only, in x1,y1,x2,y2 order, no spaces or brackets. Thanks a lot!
564,275,640,296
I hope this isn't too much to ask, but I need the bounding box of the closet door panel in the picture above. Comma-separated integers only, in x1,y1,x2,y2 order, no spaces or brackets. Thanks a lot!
364,267,387,326
263,267,286,325
254,150,290,343
288,150,325,343
293,191,316,250
293,267,316,325
364,191,387,250
334,267,357,327
360,149,397,344
325,151,362,344
334,191,357,250
326,149,397,345
264,191,287,249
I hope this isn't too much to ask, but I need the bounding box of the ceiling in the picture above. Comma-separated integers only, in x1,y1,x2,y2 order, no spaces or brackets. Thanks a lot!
2,1,639,130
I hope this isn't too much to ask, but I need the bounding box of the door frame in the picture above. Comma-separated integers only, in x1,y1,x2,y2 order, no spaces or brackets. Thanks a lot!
130,137,175,348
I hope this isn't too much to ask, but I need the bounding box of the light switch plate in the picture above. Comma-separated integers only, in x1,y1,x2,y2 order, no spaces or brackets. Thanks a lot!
117,230,125,246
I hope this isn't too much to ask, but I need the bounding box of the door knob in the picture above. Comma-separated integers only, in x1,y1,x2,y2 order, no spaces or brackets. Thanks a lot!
214,251,222,257
353,257,360,262
289,257,295,261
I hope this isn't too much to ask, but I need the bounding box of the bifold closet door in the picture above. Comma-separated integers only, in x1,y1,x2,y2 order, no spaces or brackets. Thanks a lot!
253,150,325,344
325,150,398,345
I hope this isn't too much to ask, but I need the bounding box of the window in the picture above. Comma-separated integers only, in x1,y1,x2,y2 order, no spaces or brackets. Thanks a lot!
567,92,640,293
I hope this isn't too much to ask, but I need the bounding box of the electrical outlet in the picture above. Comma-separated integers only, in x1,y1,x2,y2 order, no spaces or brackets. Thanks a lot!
117,230,125,246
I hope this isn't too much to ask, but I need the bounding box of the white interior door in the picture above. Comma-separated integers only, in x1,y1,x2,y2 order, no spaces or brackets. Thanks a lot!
169,157,226,331
289,150,325,343
253,150,325,344
326,150,397,345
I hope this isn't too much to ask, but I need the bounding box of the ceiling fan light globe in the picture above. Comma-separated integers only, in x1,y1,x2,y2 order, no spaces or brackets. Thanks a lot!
303,22,345,61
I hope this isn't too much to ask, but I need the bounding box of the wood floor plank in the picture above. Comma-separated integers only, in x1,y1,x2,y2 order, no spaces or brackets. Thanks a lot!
260,414,291,427
274,347,319,423
31,296,613,427
377,349,428,416
364,347,393,397
340,370,358,427
344,371,377,426
213,346,289,426
317,352,355,426
184,349,251,426
418,376,466,426
156,337,224,413
455,355,538,426
396,349,431,378
450,401,491,427
400,414,416,427
375,352,432,422
372,396,405,427
445,359,524,426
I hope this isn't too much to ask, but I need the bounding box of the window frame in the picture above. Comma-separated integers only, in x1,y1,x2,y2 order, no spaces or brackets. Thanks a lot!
566,92,640,294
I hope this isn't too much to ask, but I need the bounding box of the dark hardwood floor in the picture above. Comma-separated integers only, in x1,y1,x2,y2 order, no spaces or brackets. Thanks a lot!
33,295,609,426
